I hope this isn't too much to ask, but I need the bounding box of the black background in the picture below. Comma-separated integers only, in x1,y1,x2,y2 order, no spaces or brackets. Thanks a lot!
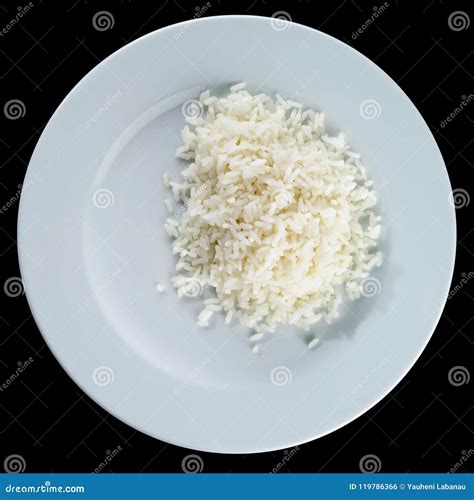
0,0,472,473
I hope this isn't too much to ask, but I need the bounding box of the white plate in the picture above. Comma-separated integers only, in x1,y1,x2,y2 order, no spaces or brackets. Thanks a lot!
18,16,455,453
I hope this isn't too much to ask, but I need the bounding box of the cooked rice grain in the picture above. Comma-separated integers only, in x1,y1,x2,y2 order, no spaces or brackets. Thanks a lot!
165,85,382,333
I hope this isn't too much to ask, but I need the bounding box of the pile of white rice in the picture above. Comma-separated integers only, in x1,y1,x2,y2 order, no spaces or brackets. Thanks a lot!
164,83,381,338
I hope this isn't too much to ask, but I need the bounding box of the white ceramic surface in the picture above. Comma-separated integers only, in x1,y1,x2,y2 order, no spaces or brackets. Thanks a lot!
18,15,455,453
